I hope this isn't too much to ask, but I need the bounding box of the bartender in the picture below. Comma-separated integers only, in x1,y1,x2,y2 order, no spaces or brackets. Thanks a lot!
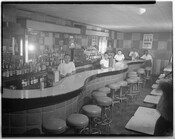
114,49,125,62
129,47,139,60
57,54,76,78
100,52,109,69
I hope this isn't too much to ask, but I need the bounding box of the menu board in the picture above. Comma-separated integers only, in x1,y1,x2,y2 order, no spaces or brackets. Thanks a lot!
143,34,153,49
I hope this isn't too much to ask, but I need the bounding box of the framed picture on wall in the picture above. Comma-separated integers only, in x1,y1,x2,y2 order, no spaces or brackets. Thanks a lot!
143,34,153,49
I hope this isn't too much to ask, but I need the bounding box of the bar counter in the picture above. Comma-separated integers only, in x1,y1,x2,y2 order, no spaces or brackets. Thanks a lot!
2,60,144,135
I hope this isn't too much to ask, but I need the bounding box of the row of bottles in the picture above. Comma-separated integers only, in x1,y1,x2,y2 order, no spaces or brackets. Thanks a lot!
21,76,47,89
2,50,65,78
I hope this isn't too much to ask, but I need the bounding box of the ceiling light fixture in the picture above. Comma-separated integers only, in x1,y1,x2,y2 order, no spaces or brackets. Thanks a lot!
139,8,146,15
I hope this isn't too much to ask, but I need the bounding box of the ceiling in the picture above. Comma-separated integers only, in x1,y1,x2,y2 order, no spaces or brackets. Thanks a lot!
9,2,172,32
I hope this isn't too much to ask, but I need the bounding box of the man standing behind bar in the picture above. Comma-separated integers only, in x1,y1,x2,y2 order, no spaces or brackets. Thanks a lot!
100,52,109,69
57,54,76,78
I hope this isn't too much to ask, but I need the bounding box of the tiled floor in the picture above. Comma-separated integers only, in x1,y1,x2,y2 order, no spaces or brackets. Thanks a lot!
107,75,158,135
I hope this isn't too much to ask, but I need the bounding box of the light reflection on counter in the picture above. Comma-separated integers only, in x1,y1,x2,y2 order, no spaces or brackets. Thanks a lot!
3,60,144,99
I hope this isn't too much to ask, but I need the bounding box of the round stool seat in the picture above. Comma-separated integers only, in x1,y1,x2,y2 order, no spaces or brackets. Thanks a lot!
137,68,145,74
42,118,67,134
108,83,121,90
95,96,112,107
152,84,158,89
67,113,89,129
128,74,138,78
82,105,101,117
118,81,128,86
145,67,152,71
128,71,137,75
98,87,111,95
130,76,140,81
156,80,160,84
126,78,137,83
92,91,106,98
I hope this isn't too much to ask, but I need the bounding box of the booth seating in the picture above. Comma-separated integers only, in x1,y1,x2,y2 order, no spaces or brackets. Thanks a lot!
108,83,121,105
42,118,67,134
98,87,111,96
66,113,89,134
94,96,112,134
126,78,140,101
82,105,102,134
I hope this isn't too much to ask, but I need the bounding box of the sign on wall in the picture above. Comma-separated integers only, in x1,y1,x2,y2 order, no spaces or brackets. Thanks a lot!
143,34,153,49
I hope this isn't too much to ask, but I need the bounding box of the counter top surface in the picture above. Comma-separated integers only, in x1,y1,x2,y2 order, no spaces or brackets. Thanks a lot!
3,60,144,99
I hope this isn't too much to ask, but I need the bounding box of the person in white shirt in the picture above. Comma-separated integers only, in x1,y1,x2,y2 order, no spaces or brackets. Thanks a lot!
141,50,153,67
129,47,139,60
114,50,125,62
57,54,76,78
100,52,109,69
141,50,152,61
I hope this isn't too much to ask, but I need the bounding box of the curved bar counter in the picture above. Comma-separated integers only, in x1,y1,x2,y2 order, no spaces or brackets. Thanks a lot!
2,60,144,135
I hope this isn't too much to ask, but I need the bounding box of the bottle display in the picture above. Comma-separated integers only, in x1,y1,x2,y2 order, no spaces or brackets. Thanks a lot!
3,48,63,90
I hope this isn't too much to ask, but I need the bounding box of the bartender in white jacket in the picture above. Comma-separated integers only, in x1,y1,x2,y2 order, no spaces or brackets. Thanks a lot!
57,54,76,78
114,50,125,62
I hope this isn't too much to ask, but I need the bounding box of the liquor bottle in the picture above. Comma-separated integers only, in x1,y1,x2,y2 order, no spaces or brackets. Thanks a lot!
27,78,30,86
9,65,13,77
12,64,15,76
19,63,22,75
21,64,24,75
37,64,41,72
2,62,6,77
22,79,25,88
30,77,34,85
26,63,29,74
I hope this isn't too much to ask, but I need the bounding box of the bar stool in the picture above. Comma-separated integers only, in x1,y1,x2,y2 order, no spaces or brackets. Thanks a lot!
137,68,145,78
94,96,112,134
145,67,152,79
92,91,107,99
108,83,121,105
66,113,89,134
128,71,137,78
82,105,102,134
126,78,139,101
152,84,158,89
92,91,106,104
155,79,160,84
98,87,111,96
116,81,129,103
42,118,67,134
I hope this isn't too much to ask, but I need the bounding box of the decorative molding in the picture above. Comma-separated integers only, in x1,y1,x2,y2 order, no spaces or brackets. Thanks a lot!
26,20,81,34
86,30,109,37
